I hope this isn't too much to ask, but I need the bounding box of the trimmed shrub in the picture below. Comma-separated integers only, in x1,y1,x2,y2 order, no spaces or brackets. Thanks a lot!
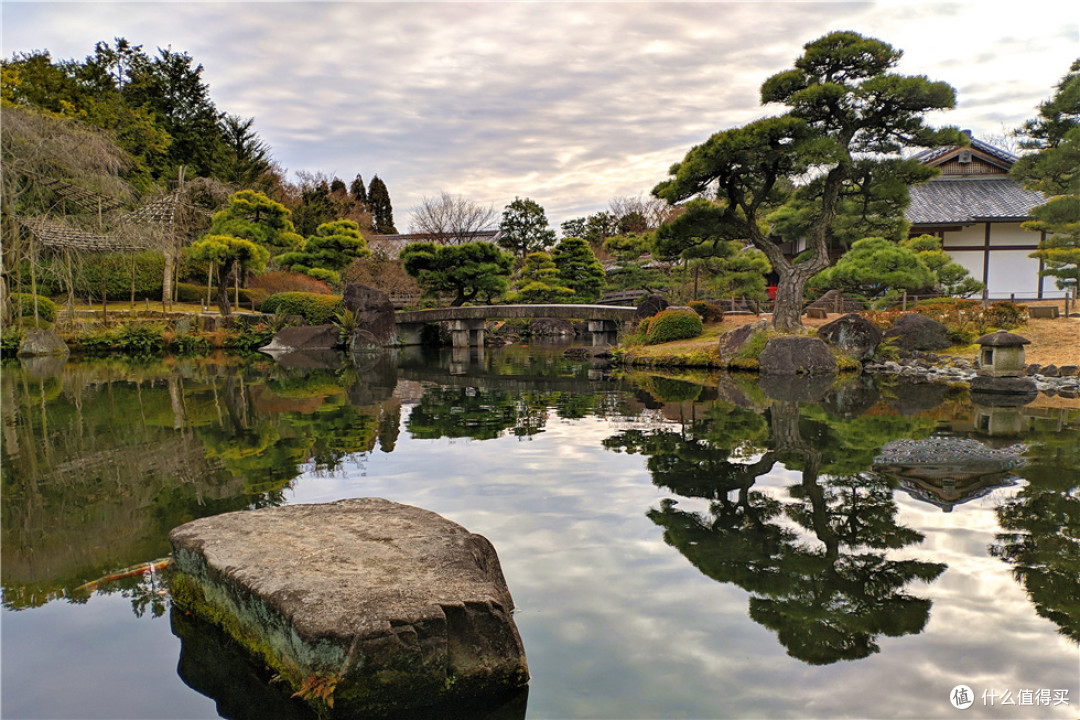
645,308,704,345
688,301,725,323
1,327,24,356
176,282,211,304
262,292,344,325
9,293,58,323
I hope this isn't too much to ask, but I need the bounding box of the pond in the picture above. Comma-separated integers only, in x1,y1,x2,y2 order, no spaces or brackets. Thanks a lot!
2,346,1077,719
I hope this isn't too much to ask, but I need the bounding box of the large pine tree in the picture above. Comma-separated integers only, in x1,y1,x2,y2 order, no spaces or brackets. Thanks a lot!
368,175,396,234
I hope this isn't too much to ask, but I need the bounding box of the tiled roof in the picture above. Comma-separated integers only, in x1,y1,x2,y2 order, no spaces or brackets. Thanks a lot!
910,136,1019,166
906,178,1046,225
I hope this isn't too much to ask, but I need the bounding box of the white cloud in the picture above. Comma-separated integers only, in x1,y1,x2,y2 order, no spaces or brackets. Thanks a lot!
3,1,1077,229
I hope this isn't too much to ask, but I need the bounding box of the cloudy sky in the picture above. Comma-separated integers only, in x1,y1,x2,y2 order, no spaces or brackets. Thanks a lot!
2,1,1077,231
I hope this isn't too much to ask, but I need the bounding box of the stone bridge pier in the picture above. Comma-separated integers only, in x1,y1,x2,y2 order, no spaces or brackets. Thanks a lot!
450,319,486,349
393,304,637,348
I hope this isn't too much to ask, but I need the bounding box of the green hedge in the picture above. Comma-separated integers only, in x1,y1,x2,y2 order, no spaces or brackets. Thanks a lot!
688,301,725,323
262,292,344,325
9,293,58,323
175,282,265,309
23,251,166,301
645,308,704,345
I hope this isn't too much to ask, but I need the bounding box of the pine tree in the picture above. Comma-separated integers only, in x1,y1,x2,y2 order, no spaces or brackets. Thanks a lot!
368,175,396,234
350,174,367,205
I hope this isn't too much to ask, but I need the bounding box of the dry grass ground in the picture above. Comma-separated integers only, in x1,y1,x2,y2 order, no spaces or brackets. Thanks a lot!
630,299,1080,368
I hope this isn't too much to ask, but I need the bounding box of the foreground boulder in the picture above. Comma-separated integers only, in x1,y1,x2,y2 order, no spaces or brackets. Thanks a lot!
817,313,882,361
883,313,951,352
260,324,340,353
17,329,69,358
169,498,528,717
759,336,837,375
342,283,397,346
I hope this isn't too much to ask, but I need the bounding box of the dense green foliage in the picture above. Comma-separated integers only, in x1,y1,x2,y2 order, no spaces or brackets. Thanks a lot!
275,219,370,286
185,234,269,316
653,31,959,331
644,308,704,345
510,252,574,304
811,237,935,301
900,235,984,297
551,237,606,302
498,197,556,258
400,241,514,306
1013,59,1080,293
261,291,345,325
367,175,396,234
9,293,58,323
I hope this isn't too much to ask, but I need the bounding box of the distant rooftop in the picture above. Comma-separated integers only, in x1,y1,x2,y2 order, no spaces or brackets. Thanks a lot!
907,178,1046,225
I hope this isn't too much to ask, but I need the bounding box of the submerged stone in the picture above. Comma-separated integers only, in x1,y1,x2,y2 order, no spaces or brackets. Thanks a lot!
17,329,69,358
169,498,529,717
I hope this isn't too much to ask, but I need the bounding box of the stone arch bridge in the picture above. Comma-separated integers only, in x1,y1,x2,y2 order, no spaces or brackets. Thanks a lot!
394,304,637,347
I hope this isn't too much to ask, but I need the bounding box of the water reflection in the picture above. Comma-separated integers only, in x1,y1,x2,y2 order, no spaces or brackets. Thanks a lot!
2,350,1078,718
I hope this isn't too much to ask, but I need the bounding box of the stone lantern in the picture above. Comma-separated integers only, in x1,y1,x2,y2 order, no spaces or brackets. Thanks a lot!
974,330,1030,378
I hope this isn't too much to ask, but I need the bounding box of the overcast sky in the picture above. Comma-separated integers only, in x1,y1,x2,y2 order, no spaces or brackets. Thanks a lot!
3,1,1077,232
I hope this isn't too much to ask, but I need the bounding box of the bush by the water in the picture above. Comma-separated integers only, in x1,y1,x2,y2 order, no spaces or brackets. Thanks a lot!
262,292,344,325
249,271,334,296
76,323,166,355
644,309,704,345
9,293,57,323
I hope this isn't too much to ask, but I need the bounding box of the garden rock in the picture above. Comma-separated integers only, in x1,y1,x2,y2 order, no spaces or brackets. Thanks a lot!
169,498,529,717
17,329,69,358
531,318,575,336
882,313,951,352
343,283,397,346
717,319,769,363
816,313,882,361
758,336,837,375
260,324,339,353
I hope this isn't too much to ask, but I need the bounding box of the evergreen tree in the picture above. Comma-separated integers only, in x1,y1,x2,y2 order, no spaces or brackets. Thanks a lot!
275,219,370,285
653,31,959,331
552,237,606,302
811,236,935,301
185,234,269,316
217,114,272,187
400,241,513,306
368,175,396,234
900,235,983,297
350,174,367,205
1012,59,1080,293
498,197,556,258
510,252,575,304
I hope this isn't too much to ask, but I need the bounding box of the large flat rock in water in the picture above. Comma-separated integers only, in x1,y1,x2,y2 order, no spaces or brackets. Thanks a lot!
169,498,529,717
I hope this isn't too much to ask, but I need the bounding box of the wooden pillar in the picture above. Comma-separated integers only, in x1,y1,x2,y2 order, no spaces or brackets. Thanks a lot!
981,222,991,300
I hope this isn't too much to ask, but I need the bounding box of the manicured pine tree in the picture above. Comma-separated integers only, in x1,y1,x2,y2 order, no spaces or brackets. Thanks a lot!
552,237,606,302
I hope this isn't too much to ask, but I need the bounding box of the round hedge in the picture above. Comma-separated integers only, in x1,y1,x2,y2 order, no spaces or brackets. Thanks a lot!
10,293,58,323
645,308,703,345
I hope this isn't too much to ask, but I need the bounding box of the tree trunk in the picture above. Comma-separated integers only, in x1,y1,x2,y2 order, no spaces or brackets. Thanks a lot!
772,263,808,333
162,248,175,310
215,261,233,316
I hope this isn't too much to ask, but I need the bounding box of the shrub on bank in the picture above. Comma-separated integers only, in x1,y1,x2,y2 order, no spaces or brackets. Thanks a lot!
9,293,58,323
262,292,344,325
866,299,1028,345
644,309,704,345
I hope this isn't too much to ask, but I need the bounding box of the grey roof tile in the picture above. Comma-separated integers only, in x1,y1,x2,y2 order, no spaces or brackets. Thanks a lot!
906,178,1046,225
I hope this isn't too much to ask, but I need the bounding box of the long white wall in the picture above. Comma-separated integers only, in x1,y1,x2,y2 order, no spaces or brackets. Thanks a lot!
941,222,1065,300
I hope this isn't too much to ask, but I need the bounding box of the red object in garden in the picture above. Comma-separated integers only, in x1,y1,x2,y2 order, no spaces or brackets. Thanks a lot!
767,286,778,300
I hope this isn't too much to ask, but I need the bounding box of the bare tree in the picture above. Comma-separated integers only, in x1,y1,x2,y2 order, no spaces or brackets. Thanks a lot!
608,194,678,232
409,191,496,244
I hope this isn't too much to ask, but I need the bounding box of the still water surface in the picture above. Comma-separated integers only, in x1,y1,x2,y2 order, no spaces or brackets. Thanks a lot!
2,346,1077,719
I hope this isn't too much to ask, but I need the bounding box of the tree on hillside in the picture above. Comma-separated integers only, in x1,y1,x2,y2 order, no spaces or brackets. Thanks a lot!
368,175,396,234
410,191,496,244
552,236,606,302
1012,59,1080,294
498,197,555,258
218,114,273,187
653,31,959,331
510,251,575,304
400,241,513,306
350,174,368,205
275,219,370,285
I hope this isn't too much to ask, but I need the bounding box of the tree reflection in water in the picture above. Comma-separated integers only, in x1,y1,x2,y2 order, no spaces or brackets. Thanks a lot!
606,378,947,665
